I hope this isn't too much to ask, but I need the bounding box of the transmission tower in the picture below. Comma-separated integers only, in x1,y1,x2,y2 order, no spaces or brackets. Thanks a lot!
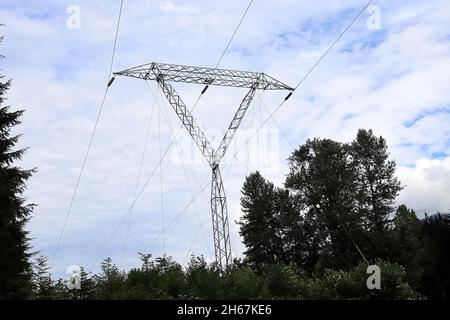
115,62,293,270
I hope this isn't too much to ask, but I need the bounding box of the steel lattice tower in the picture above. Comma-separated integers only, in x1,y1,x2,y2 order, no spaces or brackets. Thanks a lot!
115,62,293,270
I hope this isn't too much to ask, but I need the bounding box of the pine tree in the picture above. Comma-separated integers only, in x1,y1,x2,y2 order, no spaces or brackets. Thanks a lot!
96,257,125,299
0,38,36,299
67,267,96,300
32,255,54,299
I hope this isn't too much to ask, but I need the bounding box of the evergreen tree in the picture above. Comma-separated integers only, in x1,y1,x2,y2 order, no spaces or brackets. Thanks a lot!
32,255,54,299
0,37,35,299
239,172,285,266
52,278,69,300
67,267,96,300
96,257,126,299
153,256,185,298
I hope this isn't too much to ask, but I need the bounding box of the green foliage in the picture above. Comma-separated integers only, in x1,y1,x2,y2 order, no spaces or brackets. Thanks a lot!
421,214,450,300
318,260,421,300
234,129,441,299
285,137,366,270
96,258,126,299
390,205,424,287
32,255,54,300
239,172,286,267
351,129,403,258
261,264,304,299
223,265,263,299
0,113,439,300
25,254,424,300
185,256,223,299
0,40,35,298
152,256,185,299
240,130,407,274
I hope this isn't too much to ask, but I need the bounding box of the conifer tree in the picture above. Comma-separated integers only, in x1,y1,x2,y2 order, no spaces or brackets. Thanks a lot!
0,34,35,299
32,255,54,299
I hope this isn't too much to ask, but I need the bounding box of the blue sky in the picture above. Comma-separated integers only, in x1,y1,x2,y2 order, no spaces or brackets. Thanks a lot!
1,0,450,278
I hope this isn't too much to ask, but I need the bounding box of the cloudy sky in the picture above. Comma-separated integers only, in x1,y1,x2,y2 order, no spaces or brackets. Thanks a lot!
1,0,449,277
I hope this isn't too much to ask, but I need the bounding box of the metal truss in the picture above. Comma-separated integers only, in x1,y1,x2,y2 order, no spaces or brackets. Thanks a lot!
214,85,257,165
115,62,293,91
211,165,232,269
156,75,215,163
115,62,293,270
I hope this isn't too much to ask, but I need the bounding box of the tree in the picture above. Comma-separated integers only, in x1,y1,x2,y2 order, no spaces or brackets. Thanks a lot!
69,267,97,300
421,213,450,300
153,255,185,299
32,255,54,299
318,259,422,300
239,172,285,267
390,205,424,287
351,129,403,259
185,256,222,299
126,253,158,299
96,258,126,299
222,264,263,299
285,138,364,270
0,35,36,299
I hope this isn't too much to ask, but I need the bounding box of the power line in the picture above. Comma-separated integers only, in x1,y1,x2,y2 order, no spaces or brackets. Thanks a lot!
292,0,373,91
148,178,211,246
88,178,211,271
102,1,257,247
88,80,206,269
224,0,374,169
119,83,156,267
219,0,374,263
52,0,125,267
183,212,210,265
190,0,255,112
89,0,371,268
214,0,254,70
154,85,214,260
257,90,295,150
108,0,125,79
157,89,166,255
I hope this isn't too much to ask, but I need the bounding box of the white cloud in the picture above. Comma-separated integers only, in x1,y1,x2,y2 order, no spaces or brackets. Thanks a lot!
159,1,197,15
397,157,450,215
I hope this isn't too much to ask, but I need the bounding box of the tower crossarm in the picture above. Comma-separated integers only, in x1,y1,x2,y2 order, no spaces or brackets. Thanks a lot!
154,71,215,164
114,62,294,91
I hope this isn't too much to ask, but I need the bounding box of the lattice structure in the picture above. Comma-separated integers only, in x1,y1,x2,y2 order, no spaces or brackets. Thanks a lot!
115,62,293,270
115,62,292,91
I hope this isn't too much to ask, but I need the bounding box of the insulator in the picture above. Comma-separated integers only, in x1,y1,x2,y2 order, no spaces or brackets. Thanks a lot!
201,85,209,95
107,77,116,87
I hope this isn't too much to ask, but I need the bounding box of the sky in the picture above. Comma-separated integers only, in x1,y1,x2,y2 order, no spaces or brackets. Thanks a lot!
1,0,450,278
